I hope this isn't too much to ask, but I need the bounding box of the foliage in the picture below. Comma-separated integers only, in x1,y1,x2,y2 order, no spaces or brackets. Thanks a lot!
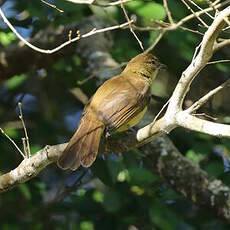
0,0,230,229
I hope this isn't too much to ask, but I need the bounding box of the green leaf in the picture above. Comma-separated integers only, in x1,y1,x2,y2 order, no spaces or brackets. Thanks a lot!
130,185,145,196
4,74,27,90
80,221,94,230
128,167,157,185
30,145,41,155
103,189,121,212
149,201,180,230
107,158,124,183
216,63,230,73
3,128,18,138
204,161,224,177
91,158,113,186
0,32,16,45
18,184,31,200
92,190,104,203
127,1,166,22
186,149,205,165
35,182,46,196
149,31,159,45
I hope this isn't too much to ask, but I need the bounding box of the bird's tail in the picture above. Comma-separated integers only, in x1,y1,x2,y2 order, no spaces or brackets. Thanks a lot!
58,117,105,170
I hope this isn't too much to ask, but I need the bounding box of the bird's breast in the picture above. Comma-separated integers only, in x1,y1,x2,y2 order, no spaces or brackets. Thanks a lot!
117,106,147,132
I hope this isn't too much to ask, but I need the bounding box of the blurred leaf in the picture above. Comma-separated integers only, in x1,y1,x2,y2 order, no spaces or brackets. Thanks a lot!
4,74,27,90
130,185,145,196
76,188,86,197
204,161,224,177
18,184,31,200
91,158,113,186
222,116,230,124
3,128,18,138
186,149,205,165
107,158,124,183
117,169,129,182
80,221,94,230
35,182,46,196
219,171,230,185
103,189,121,212
127,1,166,22
92,190,104,203
0,32,16,45
148,31,159,45
2,224,20,230
216,63,230,73
128,167,157,186
30,145,41,155
149,201,180,230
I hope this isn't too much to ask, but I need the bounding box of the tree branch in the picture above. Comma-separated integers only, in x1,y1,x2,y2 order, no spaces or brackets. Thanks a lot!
2,134,230,222
137,6,230,142
0,16,124,82
0,7,132,54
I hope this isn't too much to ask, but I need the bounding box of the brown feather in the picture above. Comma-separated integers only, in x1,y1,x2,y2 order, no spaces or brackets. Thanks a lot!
58,53,161,171
58,110,105,170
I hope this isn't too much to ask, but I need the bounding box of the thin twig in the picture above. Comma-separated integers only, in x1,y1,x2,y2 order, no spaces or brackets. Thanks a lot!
120,1,144,51
145,31,165,53
186,78,230,114
187,0,214,19
41,0,64,13
214,39,230,51
192,113,217,121
180,0,209,28
170,0,230,30
18,102,31,157
143,0,229,52
0,6,134,54
163,0,174,24
207,59,230,65
66,0,133,6
0,127,25,158
152,98,170,125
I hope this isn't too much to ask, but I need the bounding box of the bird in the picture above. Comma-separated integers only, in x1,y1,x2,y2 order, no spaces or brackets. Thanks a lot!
58,53,164,170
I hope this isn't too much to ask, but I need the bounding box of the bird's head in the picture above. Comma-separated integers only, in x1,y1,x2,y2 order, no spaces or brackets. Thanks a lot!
124,53,165,82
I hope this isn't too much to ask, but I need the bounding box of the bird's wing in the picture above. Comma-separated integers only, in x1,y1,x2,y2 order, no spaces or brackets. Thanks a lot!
96,75,151,131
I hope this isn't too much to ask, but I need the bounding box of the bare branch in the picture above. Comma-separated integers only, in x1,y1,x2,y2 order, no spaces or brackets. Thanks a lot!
137,6,230,142
65,0,132,6
180,0,209,28
145,0,229,52
120,1,144,51
163,0,174,24
41,0,64,12
168,6,229,111
2,134,230,222
0,128,25,158
0,144,65,193
187,0,214,19
176,112,230,138
207,59,230,65
0,7,133,54
65,0,95,4
186,78,230,113
168,0,230,31
18,102,31,158
214,39,230,51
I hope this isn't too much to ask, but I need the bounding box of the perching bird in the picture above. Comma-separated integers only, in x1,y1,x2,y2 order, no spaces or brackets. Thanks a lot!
58,53,163,170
